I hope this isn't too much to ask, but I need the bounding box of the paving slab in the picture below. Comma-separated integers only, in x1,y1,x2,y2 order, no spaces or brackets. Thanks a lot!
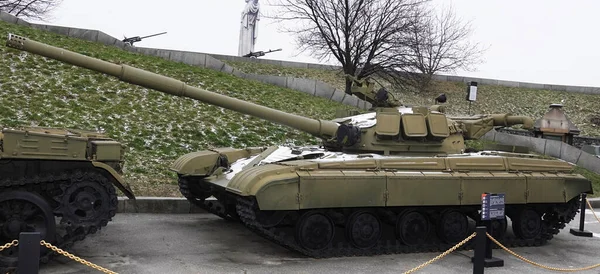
38,211,600,274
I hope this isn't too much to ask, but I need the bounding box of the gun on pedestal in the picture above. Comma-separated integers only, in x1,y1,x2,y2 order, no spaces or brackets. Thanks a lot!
243,48,282,58
122,32,167,46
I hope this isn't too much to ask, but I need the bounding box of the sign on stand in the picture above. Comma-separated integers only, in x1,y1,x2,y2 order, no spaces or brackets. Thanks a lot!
465,81,478,115
473,192,505,270
481,193,505,221
466,81,478,102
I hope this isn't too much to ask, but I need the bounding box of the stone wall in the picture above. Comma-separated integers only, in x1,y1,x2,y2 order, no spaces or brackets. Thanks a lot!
209,47,600,95
209,53,340,70
482,130,600,174
496,128,600,149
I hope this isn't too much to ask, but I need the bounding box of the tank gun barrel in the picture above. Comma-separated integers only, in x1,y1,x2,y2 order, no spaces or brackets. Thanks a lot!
5,34,339,140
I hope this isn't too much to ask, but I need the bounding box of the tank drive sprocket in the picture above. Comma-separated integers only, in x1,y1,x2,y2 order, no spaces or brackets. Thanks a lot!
55,171,118,235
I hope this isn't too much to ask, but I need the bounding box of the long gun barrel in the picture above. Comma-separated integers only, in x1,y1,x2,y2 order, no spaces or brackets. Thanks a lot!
242,48,282,58
123,32,167,44
6,34,338,139
139,32,167,39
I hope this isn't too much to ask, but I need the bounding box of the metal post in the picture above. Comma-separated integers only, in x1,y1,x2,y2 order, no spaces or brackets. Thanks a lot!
471,223,504,268
483,221,504,267
18,232,41,274
468,101,472,115
485,221,493,259
570,193,593,237
472,226,486,274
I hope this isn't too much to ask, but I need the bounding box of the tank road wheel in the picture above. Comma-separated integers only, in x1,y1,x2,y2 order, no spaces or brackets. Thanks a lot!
396,210,430,246
295,211,335,251
346,211,382,249
512,208,542,240
0,191,56,268
437,210,469,244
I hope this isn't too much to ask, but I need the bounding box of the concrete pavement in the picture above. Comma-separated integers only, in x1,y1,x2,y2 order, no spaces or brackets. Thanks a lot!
40,211,600,274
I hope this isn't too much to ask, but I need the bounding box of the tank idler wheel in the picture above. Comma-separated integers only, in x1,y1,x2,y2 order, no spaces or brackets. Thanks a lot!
512,208,542,240
396,210,430,246
437,210,469,244
295,211,335,251
346,211,382,249
0,191,56,267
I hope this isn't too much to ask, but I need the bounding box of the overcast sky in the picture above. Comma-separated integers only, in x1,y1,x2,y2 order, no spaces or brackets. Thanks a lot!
28,0,600,87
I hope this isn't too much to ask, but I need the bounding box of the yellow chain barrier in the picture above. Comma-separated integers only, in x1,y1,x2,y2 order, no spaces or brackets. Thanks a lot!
586,199,600,224
403,232,477,274
0,240,18,252
487,232,600,272
40,240,118,274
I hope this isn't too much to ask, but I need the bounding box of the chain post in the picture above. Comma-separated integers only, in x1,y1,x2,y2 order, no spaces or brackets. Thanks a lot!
570,193,593,237
471,223,503,268
18,232,40,274
472,227,485,274
483,221,503,267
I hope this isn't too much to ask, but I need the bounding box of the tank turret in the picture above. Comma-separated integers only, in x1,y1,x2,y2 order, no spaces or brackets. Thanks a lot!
5,33,590,259
6,33,532,156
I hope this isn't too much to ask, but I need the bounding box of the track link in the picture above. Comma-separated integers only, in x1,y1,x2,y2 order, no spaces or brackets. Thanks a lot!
235,196,580,258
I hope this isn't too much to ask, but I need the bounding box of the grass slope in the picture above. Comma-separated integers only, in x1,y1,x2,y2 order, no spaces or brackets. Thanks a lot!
0,21,356,196
224,61,600,137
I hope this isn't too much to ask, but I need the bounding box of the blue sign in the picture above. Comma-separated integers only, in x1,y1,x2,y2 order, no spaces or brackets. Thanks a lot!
481,193,505,221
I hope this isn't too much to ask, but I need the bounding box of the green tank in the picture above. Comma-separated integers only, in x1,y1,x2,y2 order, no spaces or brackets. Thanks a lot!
0,126,135,269
6,33,591,258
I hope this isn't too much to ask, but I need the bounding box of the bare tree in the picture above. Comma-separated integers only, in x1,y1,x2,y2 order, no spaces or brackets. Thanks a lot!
0,0,62,20
266,0,428,95
394,4,486,91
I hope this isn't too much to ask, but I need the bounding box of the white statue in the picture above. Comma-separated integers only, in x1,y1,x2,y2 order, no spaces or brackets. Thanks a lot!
238,0,260,56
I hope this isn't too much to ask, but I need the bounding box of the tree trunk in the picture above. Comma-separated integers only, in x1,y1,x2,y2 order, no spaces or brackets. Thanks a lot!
345,78,353,95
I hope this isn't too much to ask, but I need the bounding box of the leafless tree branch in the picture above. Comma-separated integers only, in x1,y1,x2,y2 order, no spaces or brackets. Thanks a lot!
386,3,487,91
0,0,62,20
265,0,428,95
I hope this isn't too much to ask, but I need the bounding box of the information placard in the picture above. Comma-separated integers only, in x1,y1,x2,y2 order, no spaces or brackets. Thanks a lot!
466,81,478,102
481,193,505,221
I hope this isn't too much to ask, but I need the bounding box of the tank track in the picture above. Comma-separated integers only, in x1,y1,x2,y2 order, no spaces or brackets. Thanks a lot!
0,169,117,271
235,196,580,258
178,177,236,221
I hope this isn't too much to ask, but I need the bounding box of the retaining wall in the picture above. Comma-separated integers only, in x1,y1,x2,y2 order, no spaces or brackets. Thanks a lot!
209,50,600,95
482,130,600,174
0,11,371,110
496,128,600,149
209,52,340,70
